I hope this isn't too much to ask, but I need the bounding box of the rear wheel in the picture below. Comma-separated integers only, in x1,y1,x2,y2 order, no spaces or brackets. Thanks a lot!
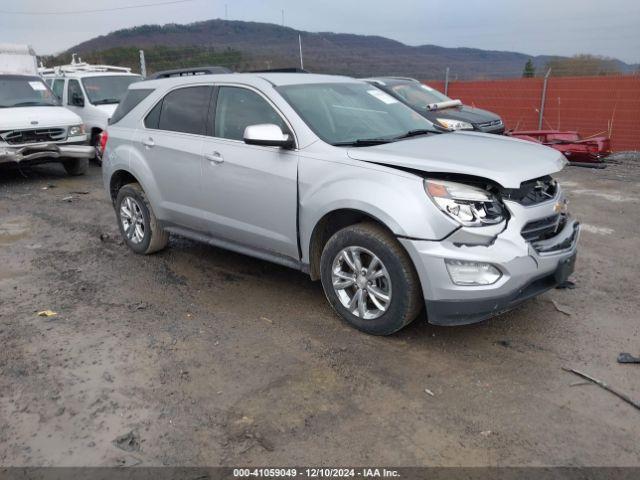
320,222,422,335
115,183,168,254
62,158,88,176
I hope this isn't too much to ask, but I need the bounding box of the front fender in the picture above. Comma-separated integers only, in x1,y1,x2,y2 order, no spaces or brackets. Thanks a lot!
298,159,458,264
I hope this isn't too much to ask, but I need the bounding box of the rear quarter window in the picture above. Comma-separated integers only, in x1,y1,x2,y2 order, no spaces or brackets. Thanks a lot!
144,101,162,129
110,88,154,125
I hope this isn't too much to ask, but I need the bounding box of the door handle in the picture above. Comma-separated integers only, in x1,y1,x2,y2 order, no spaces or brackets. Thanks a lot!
142,137,155,148
204,151,224,165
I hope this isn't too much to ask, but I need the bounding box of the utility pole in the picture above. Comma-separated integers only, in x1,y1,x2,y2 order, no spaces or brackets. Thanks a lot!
298,34,304,70
444,67,450,96
139,49,147,79
538,68,551,130
225,4,228,20
281,9,284,26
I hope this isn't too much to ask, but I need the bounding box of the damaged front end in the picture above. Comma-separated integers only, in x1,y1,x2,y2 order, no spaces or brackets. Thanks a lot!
398,174,580,326
0,142,95,166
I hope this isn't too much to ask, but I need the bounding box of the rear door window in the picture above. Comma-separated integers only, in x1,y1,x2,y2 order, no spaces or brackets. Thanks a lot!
157,86,212,135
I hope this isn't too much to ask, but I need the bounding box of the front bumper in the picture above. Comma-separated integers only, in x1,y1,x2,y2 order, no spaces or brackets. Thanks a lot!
400,198,580,326
0,140,95,165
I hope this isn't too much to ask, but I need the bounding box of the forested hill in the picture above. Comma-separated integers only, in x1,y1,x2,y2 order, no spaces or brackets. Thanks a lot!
62,19,637,79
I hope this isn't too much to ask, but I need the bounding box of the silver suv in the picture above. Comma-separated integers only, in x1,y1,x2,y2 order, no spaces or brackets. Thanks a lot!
103,72,579,335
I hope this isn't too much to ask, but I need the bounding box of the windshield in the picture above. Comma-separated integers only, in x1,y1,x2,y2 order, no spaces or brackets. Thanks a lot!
390,83,452,110
278,82,434,145
0,77,60,108
81,75,142,105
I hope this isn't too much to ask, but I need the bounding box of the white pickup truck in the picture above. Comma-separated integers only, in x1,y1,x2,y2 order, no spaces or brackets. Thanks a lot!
0,44,94,175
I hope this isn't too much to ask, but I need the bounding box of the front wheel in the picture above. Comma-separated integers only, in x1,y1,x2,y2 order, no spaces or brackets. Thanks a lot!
320,222,422,335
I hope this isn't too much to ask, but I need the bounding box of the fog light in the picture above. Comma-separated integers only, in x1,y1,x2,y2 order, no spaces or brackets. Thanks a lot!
445,259,502,286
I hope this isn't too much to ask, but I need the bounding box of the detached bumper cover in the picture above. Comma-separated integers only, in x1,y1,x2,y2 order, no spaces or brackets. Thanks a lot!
0,142,95,164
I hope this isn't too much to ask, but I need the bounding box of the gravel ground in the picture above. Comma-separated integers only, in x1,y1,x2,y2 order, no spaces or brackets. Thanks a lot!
1,156,639,467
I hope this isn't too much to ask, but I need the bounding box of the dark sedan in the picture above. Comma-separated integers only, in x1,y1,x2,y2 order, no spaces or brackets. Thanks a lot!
364,77,505,134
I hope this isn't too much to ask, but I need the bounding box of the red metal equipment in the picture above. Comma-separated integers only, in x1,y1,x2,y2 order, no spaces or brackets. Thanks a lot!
507,130,611,167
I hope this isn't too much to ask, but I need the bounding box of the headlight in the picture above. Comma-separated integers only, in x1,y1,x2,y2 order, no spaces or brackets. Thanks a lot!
436,118,473,131
68,125,85,136
424,179,506,227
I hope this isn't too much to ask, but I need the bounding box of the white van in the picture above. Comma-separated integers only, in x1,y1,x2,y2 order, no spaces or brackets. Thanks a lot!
40,56,142,162
0,45,93,175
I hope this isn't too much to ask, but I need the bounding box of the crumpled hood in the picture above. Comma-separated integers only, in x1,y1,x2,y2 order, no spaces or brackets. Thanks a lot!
95,104,118,119
0,106,82,130
347,131,567,188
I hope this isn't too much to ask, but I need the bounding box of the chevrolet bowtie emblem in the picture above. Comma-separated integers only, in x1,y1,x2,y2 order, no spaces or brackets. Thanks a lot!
554,200,568,214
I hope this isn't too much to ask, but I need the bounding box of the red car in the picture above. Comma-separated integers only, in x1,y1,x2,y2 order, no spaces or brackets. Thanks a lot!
507,130,611,166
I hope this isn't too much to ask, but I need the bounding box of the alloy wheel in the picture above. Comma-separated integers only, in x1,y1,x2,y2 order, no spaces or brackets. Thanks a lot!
331,246,392,319
120,196,145,244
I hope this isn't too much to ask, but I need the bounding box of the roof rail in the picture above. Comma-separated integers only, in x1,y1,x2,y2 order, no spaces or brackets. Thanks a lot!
149,66,232,79
249,67,310,73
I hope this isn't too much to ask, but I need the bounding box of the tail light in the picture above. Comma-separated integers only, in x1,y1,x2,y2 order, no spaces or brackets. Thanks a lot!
99,130,109,153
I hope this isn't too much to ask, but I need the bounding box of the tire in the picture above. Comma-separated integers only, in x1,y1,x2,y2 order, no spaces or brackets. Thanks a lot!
62,158,89,176
115,183,169,255
320,222,422,335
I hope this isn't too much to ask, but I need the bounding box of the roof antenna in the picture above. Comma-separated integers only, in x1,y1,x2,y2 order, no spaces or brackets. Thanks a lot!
298,34,304,70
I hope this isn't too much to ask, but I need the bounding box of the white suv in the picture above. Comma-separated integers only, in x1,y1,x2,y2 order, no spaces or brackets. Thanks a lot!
40,57,141,161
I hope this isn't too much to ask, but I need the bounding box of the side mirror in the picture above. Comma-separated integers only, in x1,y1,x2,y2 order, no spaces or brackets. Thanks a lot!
243,124,294,149
71,93,84,107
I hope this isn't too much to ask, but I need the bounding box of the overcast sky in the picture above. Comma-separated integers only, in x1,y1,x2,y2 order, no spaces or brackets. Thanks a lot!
1,0,639,63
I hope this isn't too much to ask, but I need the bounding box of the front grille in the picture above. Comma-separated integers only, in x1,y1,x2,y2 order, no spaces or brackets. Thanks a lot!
0,128,67,145
477,119,503,129
521,214,565,242
502,176,558,206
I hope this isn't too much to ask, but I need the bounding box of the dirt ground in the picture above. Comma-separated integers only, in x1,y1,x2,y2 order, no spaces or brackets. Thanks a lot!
1,156,639,467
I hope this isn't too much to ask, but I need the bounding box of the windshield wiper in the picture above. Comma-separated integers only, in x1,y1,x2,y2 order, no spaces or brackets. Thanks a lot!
392,129,432,141
332,138,393,147
93,98,120,105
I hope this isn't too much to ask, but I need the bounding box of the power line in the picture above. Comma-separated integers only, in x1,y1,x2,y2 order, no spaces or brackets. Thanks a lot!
0,0,193,15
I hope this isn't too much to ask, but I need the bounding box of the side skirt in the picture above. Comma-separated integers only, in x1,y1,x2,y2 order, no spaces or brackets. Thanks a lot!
164,225,310,274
